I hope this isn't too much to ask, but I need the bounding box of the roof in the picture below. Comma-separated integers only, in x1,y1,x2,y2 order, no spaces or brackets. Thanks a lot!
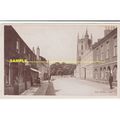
39,56,47,61
92,28,117,49
4,25,36,56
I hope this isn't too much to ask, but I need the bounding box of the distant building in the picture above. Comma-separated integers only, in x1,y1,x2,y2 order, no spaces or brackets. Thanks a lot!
75,27,117,85
35,46,50,81
76,29,93,80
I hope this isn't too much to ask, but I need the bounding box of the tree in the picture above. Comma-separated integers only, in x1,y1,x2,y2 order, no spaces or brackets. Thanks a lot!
50,62,76,76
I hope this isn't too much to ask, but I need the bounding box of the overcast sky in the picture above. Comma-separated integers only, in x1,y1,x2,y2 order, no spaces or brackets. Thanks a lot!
8,23,108,64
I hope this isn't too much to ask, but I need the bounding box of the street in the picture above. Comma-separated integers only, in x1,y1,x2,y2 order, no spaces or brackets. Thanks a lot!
21,76,117,96
50,76,117,96
4,24,117,97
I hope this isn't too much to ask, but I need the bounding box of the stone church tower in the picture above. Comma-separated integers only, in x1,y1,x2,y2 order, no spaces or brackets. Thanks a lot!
77,29,92,63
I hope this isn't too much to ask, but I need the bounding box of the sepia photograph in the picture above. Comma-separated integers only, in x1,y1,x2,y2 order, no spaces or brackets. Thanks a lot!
4,23,117,96
1,2,120,120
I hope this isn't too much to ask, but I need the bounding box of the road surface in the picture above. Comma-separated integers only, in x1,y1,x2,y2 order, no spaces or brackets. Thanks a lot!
50,76,117,96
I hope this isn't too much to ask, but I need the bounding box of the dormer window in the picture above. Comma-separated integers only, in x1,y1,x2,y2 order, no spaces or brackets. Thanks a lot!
16,40,20,53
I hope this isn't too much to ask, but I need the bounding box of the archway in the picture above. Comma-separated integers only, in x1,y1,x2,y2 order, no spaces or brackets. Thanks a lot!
107,66,111,81
100,67,103,79
94,69,98,80
103,67,106,80
113,65,117,82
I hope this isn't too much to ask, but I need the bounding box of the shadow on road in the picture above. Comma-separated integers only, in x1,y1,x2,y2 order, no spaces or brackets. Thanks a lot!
45,82,56,95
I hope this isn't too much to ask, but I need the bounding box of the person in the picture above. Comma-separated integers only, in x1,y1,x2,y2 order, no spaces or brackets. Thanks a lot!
37,76,41,86
109,72,113,89
48,74,51,83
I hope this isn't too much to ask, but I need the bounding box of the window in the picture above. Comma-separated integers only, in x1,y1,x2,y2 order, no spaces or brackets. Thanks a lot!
81,45,83,50
101,45,104,60
16,40,20,53
103,68,106,80
28,54,31,60
113,39,117,56
106,41,109,59
94,69,98,80
96,48,99,61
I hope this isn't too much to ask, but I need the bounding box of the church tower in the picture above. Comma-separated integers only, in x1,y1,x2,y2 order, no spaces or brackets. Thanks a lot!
85,29,89,39
77,29,93,63
84,28,93,50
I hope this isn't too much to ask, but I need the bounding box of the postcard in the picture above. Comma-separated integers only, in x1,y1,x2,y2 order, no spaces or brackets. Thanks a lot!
0,21,119,98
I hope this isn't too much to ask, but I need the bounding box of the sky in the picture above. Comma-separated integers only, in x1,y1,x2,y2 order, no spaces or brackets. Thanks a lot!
7,23,109,64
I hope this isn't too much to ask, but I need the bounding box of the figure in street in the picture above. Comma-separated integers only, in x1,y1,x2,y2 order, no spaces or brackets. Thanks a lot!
109,72,113,89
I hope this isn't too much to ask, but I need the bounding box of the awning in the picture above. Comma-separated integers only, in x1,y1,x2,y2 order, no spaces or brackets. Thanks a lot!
30,68,41,74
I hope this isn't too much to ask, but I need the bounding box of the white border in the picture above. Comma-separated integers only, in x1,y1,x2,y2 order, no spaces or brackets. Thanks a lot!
0,21,119,98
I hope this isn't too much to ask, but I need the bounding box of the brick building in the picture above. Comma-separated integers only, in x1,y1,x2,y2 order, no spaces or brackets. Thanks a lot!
93,28,117,84
75,27,117,85
4,25,39,95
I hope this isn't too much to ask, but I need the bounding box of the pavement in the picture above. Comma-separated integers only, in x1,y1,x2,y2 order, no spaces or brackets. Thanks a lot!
21,81,49,95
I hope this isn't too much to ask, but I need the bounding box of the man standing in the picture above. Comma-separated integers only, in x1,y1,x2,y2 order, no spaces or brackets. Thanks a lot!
109,72,113,89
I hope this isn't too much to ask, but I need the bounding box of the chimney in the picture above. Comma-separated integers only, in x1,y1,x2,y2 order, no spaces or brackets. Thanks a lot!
104,26,113,36
32,47,35,54
36,46,40,60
